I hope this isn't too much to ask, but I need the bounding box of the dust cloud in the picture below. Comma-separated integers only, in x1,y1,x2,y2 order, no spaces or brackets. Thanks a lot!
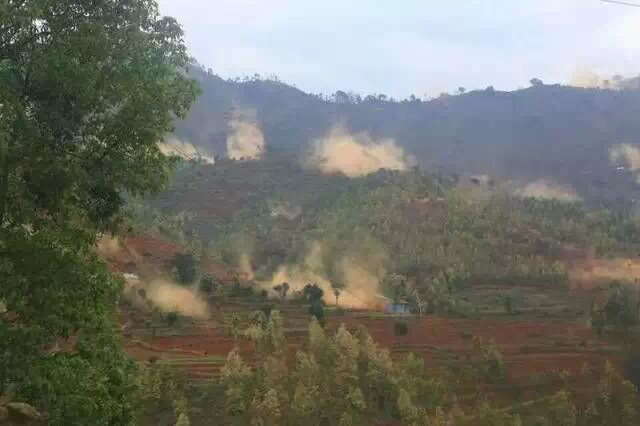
308,126,413,177
569,257,640,290
262,241,386,309
238,253,255,280
569,67,604,88
610,144,640,183
568,67,625,90
513,179,581,202
226,109,265,160
610,144,640,169
270,202,302,220
158,135,215,164
97,234,121,257
229,233,256,279
124,277,210,319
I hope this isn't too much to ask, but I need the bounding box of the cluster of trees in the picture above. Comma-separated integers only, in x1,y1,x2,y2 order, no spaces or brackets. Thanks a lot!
219,313,452,425
591,281,640,335
0,0,198,424
140,310,640,426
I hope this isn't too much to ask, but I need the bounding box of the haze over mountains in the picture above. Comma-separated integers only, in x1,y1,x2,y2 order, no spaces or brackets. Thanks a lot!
171,65,640,206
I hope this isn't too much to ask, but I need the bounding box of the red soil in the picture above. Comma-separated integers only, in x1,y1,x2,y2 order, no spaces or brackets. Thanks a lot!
123,314,623,382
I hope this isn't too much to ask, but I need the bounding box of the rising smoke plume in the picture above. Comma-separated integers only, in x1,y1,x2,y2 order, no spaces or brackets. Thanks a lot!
124,277,209,319
226,108,265,160
307,126,414,177
262,240,386,309
513,179,581,202
158,135,215,164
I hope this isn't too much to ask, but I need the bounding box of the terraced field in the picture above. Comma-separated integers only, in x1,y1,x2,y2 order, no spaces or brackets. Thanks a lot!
120,299,625,385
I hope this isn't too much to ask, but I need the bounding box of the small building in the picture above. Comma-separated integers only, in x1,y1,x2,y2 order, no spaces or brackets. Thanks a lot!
384,303,411,315
382,296,411,315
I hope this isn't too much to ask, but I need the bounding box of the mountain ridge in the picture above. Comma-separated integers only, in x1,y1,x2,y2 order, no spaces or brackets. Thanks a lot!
172,66,640,205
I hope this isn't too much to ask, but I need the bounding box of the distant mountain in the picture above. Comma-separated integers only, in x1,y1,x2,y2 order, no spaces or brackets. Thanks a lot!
173,65,640,206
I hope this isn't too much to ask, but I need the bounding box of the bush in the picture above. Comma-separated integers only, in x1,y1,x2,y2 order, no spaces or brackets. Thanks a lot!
394,320,409,337
166,312,179,327
199,275,217,294
172,253,197,284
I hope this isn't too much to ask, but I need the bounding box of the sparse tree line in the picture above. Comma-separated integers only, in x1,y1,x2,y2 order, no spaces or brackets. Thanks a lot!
137,310,640,426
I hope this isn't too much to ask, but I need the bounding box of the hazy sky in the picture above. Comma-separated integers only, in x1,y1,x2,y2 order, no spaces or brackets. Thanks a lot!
157,0,640,98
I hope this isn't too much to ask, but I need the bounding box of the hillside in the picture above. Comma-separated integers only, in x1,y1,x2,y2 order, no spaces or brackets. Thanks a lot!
172,66,640,206
127,155,640,315
122,85,640,425
119,157,640,425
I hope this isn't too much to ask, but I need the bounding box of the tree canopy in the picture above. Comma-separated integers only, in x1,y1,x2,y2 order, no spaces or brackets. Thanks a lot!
0,0,198,424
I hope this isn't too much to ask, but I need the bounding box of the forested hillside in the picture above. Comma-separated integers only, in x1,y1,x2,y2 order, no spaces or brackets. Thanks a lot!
130,155,640,315
173,66,640,205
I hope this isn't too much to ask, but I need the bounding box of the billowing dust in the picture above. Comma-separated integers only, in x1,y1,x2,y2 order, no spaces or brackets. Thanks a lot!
610,143,640,183
259,241,386,309
124,278,210,319
158,135,215,164
308,126,413,177
569,257,640,290
226,108,265,160
513,179,581,202
238,253,255,280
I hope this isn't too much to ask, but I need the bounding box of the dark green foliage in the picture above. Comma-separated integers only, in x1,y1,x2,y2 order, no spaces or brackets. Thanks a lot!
304,283,325,304
166,312,179,327
172,253,197,284
393,320,409,337
309,301,325,326
624,354,640,390
0,0,197,423
199,275,217,295
219,317,447,426
501,294,515,315
592,281,640,334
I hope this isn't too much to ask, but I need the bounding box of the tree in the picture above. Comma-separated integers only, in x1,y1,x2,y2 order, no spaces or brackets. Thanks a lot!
219,316,447,425
272,282,290,300
530,78,544,87
0,1,198,424
547,391,577,426
581,362,639,426
199,275,217,295
334,90,350,104
332,282,344,306
172,253,197,284
385,273,407,304
501,294,515,315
